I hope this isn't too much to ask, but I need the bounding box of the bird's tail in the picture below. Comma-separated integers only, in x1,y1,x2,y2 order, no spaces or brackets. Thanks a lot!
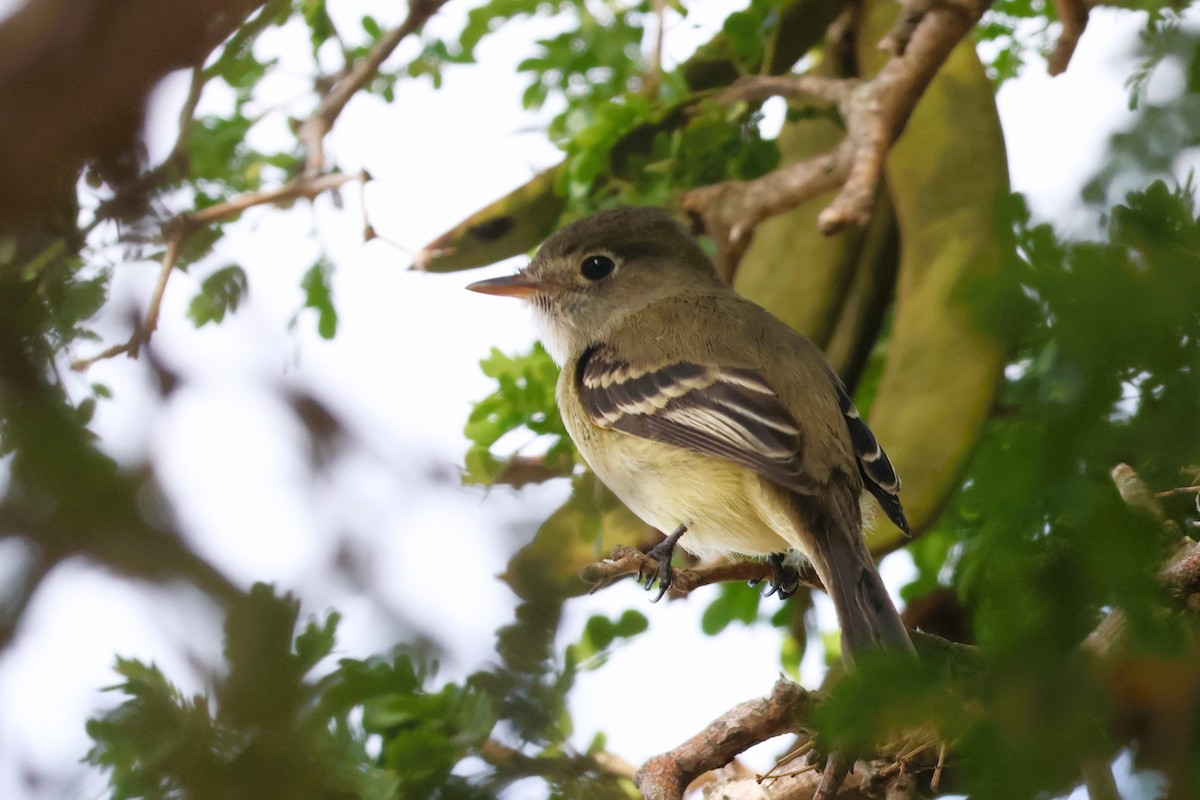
801,493,914,662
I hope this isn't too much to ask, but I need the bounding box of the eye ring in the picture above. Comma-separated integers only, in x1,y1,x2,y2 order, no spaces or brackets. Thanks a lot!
580,255,615,281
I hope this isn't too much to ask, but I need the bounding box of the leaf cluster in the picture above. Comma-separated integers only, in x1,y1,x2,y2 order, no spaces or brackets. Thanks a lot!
463,343,574,484
88,585,643,800
819,179,1200,799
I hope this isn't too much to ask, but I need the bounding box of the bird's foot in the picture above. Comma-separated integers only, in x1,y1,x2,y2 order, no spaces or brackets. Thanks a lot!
640,524,686,603
758,552,800,600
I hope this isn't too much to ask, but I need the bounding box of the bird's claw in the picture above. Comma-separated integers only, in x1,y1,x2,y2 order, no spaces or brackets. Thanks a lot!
640,524,686,603
762,553,800,600
647,561,673,603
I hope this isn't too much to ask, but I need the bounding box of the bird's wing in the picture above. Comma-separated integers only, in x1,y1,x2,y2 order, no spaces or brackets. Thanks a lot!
575,343,816,494
829,377,909,534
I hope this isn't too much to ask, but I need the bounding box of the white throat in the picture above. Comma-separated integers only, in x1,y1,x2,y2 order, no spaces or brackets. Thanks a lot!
529,303,574,366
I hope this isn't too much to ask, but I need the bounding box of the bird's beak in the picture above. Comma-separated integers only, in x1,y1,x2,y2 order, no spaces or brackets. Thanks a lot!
466,273,544,299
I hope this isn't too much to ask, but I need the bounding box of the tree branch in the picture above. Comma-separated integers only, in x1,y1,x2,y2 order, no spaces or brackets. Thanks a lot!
578,544,825,597
1047,0,1090,76
297,0,450,176
682,0,995,276
636,678,817,800
71,170,367,371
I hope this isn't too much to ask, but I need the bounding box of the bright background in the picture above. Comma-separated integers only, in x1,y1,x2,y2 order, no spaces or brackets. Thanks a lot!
0,3,1179,796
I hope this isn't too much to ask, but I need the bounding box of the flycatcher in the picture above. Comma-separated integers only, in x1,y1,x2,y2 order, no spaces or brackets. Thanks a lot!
468,207,912,657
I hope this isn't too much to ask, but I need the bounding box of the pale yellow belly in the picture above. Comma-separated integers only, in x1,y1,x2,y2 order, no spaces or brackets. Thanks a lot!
582,434,805,560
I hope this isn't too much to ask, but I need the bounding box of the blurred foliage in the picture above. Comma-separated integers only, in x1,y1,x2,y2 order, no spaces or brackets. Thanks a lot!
0,0,1196,798
188,264,249,327
816,178,1200,798
1087,9,1200,208
297,257,340,340
86,584,640,799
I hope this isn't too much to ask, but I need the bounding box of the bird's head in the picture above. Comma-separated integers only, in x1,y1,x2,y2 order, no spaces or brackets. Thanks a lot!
466,207,717,364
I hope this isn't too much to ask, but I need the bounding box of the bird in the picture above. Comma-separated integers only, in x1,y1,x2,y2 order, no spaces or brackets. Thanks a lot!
467,206,913,659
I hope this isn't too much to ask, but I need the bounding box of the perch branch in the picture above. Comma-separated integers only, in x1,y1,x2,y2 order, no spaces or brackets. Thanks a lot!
579,544,824,596
682,0,994,276
71,170,367,371
297,0,450,175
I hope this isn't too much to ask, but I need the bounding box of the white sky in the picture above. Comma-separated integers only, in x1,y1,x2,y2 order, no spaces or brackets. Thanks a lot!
0,2,1188,798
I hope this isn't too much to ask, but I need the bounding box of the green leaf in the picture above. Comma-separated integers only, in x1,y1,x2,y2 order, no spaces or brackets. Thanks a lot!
76,397,96,425
299,258,338,339
301,0,335,55
295,611,340,672
700,581,761,635
463,342,572,484
612,609,649,638
187,264,248,327
570,609,649,669
721,11,764,68
361,14,382,40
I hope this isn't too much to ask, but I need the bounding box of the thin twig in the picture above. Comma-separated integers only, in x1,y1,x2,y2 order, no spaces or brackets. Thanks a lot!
1156,485,1200,497
644,0,667,97
71,171,367,371
931,742,946,791
134,234,183,357
187,170,362,227
759,739,817,783
297,0,450,175
173,64,207,159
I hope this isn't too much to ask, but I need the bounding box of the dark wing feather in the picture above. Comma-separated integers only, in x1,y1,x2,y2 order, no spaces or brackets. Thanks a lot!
577,345,815,494
831,379,910,534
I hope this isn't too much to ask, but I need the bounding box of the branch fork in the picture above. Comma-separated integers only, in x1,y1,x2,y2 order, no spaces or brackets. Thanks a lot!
682,0,995,277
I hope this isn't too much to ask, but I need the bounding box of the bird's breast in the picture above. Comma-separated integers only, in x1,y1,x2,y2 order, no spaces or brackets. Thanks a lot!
571,422,802,560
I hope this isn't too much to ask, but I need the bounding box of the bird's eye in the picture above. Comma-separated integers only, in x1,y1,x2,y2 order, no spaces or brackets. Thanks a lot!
580,255,615,281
